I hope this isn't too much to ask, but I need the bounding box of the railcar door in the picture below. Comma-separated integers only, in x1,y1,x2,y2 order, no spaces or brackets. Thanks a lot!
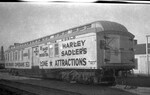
32,46,39,66
102,35,121,64
101,34,134,65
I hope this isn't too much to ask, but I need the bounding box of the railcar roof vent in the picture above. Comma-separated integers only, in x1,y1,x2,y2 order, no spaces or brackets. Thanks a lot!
14,43,20,46
50,35,54,38
78,26,85,31
63,31,68,34
72,28,78,32
86,24,92,29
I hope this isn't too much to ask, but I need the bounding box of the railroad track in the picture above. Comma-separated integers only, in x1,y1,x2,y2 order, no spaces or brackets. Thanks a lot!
0,72,138,95
0,79,82,95
0,84,36,95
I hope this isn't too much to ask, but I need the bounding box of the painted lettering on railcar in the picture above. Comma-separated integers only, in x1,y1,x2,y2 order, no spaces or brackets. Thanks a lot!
55,58,86,66
62,40,86,49
15,62,30,68
61,47,87,56
40,60,48,67
5,63,14,68
39,46,49,57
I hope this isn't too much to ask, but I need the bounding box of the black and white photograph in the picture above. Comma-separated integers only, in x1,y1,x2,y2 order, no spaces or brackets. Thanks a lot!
0,1,150,95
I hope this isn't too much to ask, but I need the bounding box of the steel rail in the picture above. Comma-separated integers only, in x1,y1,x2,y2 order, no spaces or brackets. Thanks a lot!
0,79,82,95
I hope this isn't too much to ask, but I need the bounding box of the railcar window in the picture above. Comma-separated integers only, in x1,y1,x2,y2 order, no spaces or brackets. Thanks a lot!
50,35,54,38
28,49,30,59
38,39,40,42
9,53,11,61
10,53,11,61
10,52,12,61
78,26,85,31
5,54,6,61
56,39,62,42
5,54,7,61
86,24,91,29
70,36,75,39
11,52,13,61
11,51,13,61
7,53,9,61
9,52,12,61
100,40,106,49
5,54,7,60
40,38,42,42
21,50,23,61
47,36,50,39
72,28,77,32
59,32,63,36
6,54,8,61
13,52,15,61
54,43,59,57
15,51,17,61
65,37,69,41
9,53,10,61
8,53,9,61
49,44,53,58
64,31,68,34
54,34,58,37
68,30,72,34
43,37,47,40
6,53,7,61
18,51,20,61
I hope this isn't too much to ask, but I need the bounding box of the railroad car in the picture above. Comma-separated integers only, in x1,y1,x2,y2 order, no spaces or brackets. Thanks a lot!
4,21,135,85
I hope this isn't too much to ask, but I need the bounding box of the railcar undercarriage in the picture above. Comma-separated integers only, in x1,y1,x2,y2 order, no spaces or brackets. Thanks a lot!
8,67,131,86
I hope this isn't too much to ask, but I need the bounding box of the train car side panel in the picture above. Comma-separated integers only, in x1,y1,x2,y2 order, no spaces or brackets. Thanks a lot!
15,48,32,69
38,32,97,69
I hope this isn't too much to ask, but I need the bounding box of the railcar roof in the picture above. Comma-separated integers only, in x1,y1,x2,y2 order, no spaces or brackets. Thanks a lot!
94,21,134,37
6,20,134,51
96,21,128,32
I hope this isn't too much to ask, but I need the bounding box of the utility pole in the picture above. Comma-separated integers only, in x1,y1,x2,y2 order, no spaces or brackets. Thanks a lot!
146,35,150,76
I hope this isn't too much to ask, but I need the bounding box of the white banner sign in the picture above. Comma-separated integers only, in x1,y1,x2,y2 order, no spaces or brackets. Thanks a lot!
39,33,97,69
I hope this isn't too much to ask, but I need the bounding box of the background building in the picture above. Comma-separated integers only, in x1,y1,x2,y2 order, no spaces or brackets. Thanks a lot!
134,44,150,75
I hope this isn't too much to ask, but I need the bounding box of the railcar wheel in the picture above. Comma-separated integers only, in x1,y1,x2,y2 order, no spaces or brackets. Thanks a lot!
93,77,98,84
14,71,19,76
61,72,70,82
107,81,116,86
88,76,94,84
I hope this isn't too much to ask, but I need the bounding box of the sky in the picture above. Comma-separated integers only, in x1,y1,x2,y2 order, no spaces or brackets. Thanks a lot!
0,2,150,50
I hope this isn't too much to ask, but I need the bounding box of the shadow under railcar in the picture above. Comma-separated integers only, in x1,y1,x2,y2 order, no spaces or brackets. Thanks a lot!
116,75,150,87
